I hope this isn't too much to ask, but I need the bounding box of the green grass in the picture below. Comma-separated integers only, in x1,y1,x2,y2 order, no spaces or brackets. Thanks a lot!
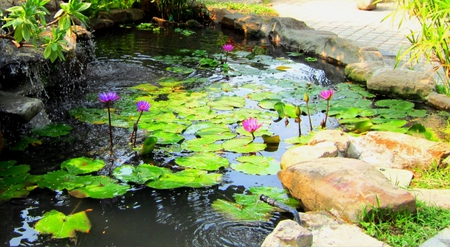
201,1,278,16
410,162,450,189
360,200,450,247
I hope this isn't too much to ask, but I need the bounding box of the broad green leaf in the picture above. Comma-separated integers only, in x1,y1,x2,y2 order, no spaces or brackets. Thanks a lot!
212,198,273,221
113,164,168,184
31,123,72,137
0,164,30,176
375,99,414,110
146,169,222,189
69,176,130,199
34,210,91,239
231,156,280,175
175,153,229,171
222,138,267,153
38,170,97,191
207,96,245,110
258,99,281,110
61,157,105,175
152,130,184,144
181,137,223,152
140,136,158,155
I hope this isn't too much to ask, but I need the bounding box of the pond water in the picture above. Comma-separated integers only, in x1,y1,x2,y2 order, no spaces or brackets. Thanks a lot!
1,25,349,246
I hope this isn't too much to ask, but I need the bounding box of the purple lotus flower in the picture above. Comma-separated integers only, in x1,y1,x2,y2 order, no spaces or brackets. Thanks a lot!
136,101,151,112
98,92,120,103
319,89,334,101
222,44,234,52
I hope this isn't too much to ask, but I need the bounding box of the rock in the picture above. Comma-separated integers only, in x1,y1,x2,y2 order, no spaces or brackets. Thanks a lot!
376,167,414,188
426,92,450,111
367,69,436,100
261,220,313,247
410,189,450,209
281,142,338,170
278,157,416,223
99,9,144,24
345,61,387,83
0,91,44,121
308,130,350,153
347,131,450,170
356,0,377,11
90,18,115,30
420,227,450,247
221,14,265,37
320,36,382,65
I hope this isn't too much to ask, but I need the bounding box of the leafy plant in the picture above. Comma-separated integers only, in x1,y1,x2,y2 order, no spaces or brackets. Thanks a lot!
385,0,450,93
410,161,450,189
34,210,91,239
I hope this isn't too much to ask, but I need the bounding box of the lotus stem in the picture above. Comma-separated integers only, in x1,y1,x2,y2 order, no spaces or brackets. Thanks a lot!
107,102,114,154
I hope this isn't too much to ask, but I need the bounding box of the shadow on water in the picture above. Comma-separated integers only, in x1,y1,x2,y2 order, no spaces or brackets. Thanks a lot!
0,25,343,246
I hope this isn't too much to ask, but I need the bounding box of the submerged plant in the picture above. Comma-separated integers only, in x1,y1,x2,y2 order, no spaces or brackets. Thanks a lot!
242,117,262,141
319,89,334,129
130,100,151,148
98,92,120,154
222,44,234,63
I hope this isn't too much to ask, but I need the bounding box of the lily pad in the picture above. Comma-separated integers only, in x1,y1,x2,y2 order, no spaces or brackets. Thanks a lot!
222,138,267,153
181,137,223,152
61,157,105,175
69,176,130,199
34,210,91,239
113,164,169,184
140,136,158,155
375,99,414,110
0,164,30,176
38,170,97,191
207,96,246,110
231,156,280,175
175,153,229,171
146,169,222,189
152,130,184,144
31,123,72,137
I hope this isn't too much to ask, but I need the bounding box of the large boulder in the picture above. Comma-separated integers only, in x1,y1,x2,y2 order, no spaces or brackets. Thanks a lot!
347,131,450,169
261,220,313,247
280,142,338,170
278,157,416,223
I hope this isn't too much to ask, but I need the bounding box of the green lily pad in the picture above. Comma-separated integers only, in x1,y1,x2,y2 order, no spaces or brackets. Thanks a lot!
222,138,267,153
130,83,160,92
175,153,229,171
9,136,42,151
38,170,97,191
248,92,282,101
152,130,184,144
207,96,246,110
113,164,169,184
140,136,158,155
68,176,130,199
231,156,280,175
166,66,196,74
61,157,105,175
69,107,108,124
34,210,91,239
0,183,37,204
32,123,72,137
139,122,187,134
146,169,222,189
258,99,281,110
181,137,223,152
375,99,414,110
0,164,30,176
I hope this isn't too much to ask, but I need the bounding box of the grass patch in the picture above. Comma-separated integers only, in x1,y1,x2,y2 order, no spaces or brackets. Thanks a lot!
410,162,450,189
201,1,278,16
360,200,450,247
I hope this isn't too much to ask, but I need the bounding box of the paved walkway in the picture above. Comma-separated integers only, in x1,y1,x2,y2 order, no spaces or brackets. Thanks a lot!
270,0,420,58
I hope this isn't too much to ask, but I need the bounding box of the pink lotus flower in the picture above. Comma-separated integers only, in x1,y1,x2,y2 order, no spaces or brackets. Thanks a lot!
98,92,120,103
222,44,234,52
136,101,151,112
319,89,334,101
243,118,262,141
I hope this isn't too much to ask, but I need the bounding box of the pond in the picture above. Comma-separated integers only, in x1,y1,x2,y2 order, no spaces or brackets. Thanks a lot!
0,24,437,246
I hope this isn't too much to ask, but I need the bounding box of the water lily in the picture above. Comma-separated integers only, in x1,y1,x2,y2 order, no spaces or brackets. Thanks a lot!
242,117,262,141
130,100,151,147
320,89,334,128
222,44,234,63
98,91,120,154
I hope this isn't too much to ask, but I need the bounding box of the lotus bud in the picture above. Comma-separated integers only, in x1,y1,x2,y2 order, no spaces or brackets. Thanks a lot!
295,105,301,117
303,92,309,103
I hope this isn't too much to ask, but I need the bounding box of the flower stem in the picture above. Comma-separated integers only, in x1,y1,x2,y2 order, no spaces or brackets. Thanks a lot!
306,101,313,131
251,132,255,142
133,111,143,147
107,102,113,154
323,100,330,129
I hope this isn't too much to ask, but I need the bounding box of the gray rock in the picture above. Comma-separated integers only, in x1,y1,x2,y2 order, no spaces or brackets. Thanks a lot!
278,157,416,223
420,227,450,247
0,91,44,121
261,220,313,247
356,0,377,10
367,69,436,100
308,130,350,154
280,142,338,170
345,61,388,83
426,92,450,111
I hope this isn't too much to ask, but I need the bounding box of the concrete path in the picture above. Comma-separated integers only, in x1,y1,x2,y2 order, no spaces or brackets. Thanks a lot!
270,0,420,58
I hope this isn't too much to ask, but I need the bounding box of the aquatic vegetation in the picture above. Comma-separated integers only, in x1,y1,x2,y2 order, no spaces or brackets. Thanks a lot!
98,91,120,153
130,100,151,147
319,89,334,129
34,210,91,239
222,44,234,63
304,92,313,131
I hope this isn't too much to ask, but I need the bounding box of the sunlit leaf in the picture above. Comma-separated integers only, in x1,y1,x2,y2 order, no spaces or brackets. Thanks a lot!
152,130,184,144
146,169,222,189
34,210,91,239
61,157,105,175
375,99,414,110
231,156,279,175
38,170,97,191
140,136,158,155
222,138,267,153
175,153,229,171
68,176,130,199
113,164,168,184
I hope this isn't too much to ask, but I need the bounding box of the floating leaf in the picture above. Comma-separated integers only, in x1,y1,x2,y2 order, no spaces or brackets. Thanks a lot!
61,157,105,175
262,135,280,144
69,176,130,199
38,170,97,191
182,137,223,152
222,138,267,153
258,99,281,110
375,99,414,110
406,123,440,142
175,153,229,171
276,65,291,71
32,123,72,137
9,136,42,151
0,164,30,176
146,169,222,189
231,156,279,175
34,210,91,239
113,164,168,184
207,96,245,110
152,130,184,144
166,66,196,74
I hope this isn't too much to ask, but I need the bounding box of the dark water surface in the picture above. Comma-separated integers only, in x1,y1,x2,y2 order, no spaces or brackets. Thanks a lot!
0,26,342,246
